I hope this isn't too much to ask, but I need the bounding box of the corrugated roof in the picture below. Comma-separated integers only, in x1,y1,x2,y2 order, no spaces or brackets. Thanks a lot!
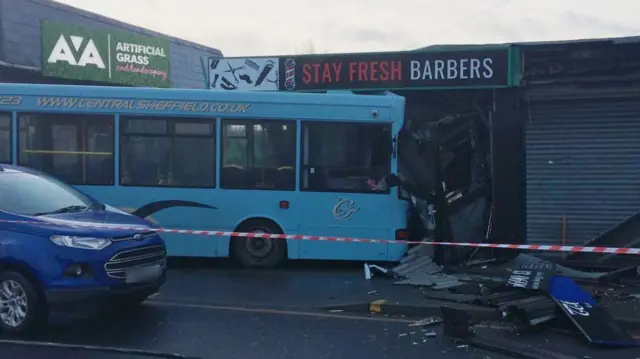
415,36,640,52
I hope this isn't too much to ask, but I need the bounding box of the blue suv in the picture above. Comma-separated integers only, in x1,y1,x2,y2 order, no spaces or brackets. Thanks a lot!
0,165,167,334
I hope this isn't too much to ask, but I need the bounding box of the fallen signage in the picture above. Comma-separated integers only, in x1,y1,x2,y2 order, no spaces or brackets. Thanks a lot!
547,276,637,347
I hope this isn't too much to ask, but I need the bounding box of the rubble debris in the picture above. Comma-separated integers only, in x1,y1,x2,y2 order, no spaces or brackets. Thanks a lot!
408,316,442,327
442,307,581,359
477,289,531,307
391,248,442,279
499,295,557,327
442,306,473,339
564,209,640,268
364,263,389,280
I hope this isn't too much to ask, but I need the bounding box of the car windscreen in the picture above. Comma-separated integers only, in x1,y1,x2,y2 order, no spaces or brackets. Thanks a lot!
0,171,97,216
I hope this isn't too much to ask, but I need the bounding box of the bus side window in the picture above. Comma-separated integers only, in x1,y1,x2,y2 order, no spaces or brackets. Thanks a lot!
220,119,296,191
120,117,215,188
0,114,10,164
17,113,115,185
301,122,391,193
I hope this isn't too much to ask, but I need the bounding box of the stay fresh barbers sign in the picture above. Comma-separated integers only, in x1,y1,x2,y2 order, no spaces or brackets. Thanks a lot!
40,20,171,87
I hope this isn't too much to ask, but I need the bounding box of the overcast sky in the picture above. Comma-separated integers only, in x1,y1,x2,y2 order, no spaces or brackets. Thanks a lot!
54,0,639,56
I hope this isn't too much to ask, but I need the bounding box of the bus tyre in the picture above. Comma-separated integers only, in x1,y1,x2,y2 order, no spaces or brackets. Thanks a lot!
0,271,48,335
233,220,286,268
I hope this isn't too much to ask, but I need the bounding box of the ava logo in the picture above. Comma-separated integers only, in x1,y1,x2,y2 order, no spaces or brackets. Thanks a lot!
332,197,359,220
47,34,106,69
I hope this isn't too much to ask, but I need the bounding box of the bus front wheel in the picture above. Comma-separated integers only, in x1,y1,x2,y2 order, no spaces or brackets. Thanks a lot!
233,220,286,268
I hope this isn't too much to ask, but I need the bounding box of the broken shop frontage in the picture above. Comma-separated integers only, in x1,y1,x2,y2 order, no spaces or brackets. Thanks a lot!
521,38,640,272
206,44,640,352
273,46,526,267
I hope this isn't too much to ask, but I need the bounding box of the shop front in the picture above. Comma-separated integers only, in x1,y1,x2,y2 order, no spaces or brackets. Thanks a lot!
205,48,524,261
521,38,640,265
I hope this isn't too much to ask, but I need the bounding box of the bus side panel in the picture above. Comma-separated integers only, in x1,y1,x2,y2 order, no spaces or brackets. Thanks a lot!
298,192,390,261
78,186,299,258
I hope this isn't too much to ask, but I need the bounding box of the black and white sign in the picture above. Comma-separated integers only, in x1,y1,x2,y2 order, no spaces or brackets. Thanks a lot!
506,269,551,290
208,57,279,91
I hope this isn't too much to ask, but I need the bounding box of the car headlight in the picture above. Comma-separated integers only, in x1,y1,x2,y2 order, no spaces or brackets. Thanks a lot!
50,235,112,250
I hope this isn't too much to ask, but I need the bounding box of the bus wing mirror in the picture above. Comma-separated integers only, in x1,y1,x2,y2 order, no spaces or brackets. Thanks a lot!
385,174,401,188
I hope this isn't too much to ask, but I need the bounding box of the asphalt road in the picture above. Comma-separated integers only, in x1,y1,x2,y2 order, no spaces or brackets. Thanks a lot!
0,264,509,359
0,263,638,359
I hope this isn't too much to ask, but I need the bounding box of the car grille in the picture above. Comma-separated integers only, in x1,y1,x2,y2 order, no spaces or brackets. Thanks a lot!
110,231,157,242
104,245,166,279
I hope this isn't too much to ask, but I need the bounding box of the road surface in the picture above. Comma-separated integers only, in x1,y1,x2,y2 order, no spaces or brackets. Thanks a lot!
1,263,637,359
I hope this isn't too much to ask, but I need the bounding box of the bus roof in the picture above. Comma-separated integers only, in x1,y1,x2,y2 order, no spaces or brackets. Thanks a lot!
0,83,404,108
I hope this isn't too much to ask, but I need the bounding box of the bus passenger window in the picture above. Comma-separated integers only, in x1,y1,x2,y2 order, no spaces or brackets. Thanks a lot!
18,113,114,185
220,120,296,191
301,122,391,193
0,114,10,164
120,117,215,188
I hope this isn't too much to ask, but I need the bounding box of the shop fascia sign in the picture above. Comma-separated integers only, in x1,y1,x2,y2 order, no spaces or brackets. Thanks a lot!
41,20,171,87
279,48,513,91
206,48,514,92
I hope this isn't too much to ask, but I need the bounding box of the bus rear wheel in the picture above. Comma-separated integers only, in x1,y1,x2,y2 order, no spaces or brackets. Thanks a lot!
233,220,286,268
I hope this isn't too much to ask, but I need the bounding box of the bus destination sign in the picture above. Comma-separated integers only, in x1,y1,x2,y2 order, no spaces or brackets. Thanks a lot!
278,49,510,91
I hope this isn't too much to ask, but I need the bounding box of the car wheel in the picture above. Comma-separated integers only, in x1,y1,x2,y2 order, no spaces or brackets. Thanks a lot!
0,271,48,335
233,220,286,268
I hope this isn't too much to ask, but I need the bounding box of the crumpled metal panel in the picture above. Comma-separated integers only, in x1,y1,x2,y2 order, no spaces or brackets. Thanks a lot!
390,247,465,289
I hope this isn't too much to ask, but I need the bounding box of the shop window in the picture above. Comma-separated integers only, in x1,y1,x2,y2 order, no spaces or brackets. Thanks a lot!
0,114,10,164
301,122,392,193
220,120,296,190
18,113,114,185
120,117,215,188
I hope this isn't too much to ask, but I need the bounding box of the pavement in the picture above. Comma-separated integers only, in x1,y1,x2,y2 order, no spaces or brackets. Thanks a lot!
1,261,639,359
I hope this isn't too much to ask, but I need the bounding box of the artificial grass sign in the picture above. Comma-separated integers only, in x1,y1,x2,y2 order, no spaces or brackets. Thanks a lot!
41,20,171,87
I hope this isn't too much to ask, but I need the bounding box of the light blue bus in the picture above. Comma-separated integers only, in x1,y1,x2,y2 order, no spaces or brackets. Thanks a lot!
0,83,408,267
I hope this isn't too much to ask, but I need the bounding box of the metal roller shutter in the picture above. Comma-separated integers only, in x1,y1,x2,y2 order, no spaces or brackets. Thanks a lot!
525,94,640,246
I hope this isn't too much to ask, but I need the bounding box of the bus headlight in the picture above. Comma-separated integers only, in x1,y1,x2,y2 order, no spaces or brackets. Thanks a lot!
50,235,112,250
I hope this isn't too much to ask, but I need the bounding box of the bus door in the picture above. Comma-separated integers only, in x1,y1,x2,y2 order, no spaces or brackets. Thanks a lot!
297,122,393,261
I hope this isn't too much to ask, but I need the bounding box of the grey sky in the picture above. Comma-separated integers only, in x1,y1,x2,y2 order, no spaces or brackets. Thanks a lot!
54,0,640,56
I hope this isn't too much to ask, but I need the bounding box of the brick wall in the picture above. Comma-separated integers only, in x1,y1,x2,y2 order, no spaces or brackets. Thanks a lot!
0,0,221,88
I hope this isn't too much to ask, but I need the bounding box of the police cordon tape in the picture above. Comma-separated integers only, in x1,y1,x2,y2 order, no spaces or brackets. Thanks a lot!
1,219,639,255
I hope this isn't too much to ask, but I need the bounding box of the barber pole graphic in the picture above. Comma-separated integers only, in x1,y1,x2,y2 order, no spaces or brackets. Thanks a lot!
284,57,296,91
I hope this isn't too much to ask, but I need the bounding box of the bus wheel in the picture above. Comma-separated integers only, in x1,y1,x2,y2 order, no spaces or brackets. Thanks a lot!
233,220,286,268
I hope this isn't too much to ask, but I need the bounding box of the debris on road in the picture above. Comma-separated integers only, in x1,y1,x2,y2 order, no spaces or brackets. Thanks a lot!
409,316,442,327
364,263,390,280
367,246,639,355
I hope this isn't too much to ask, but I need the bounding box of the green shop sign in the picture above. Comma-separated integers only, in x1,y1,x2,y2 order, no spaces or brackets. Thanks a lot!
41,20,171,87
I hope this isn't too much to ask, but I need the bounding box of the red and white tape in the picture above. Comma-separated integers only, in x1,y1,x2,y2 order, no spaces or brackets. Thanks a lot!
1,219,639,255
